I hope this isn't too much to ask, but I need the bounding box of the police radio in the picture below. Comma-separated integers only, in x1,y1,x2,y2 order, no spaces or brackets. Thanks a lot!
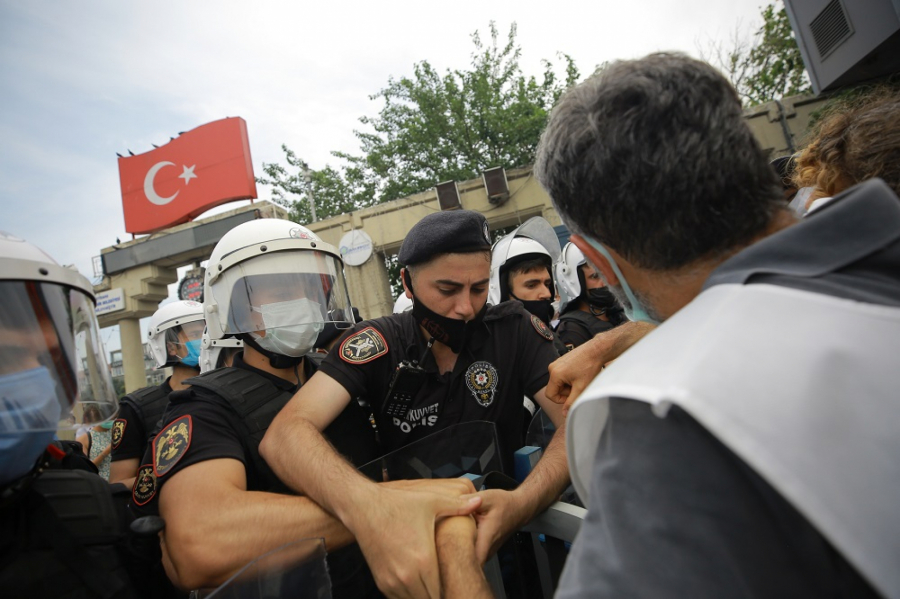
381,337,435,420
382,361,428,420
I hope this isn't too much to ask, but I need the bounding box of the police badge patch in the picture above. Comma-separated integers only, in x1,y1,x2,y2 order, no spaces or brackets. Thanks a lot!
111,418,126,449
132,464,157,506
530,315,554,342
465,361,499,407
153,415,192,477
339,327,389,364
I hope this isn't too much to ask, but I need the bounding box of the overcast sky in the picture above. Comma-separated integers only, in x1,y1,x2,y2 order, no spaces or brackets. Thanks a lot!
0,0,771,350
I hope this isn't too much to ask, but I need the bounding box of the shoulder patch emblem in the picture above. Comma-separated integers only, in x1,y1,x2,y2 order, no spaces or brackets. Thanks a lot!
339,327,389,364
153,415,192,477
111,418,126,449
530,315,554,342
465,361,499,407
132,464,157,506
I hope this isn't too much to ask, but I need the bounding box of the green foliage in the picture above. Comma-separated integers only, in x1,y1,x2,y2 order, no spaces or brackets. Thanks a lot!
710,1,811,106
257,22,579,223
257,145,379,225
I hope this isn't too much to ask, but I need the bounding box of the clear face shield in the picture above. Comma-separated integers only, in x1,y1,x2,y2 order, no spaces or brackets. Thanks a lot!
0,281,118,435
209,250,354,357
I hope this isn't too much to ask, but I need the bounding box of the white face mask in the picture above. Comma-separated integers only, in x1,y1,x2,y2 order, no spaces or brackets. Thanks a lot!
251,299,325,357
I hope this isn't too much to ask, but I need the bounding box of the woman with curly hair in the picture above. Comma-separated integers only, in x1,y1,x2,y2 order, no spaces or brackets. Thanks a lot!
792,89,900,214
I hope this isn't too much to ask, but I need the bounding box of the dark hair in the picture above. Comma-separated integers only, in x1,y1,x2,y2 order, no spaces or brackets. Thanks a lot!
535,52,783,271
792,88,900,198
504,256,550,287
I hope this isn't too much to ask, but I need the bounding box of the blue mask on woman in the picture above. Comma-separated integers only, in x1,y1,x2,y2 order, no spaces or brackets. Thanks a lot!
180,339,202,368
0,366,62,485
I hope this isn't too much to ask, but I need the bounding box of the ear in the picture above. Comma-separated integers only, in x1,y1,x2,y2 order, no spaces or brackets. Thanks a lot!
570,234,619,286
400,268,413,299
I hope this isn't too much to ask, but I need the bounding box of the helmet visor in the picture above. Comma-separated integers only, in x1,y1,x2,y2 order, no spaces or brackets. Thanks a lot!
0,281,118,434
210,251,353,336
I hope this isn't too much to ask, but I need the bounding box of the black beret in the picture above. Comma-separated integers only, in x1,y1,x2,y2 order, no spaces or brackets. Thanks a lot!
399,210,492,266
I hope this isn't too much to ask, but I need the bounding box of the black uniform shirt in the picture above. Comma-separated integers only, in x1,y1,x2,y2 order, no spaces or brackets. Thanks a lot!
319,301,559,471
111,379,172,462
555,311,615,350
131,353,377,514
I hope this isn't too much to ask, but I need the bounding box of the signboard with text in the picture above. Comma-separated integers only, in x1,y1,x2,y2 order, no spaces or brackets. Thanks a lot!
94,288,125,316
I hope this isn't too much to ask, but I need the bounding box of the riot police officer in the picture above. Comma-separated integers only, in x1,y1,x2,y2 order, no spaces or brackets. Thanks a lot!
554,242,626,350
132,218,380,596
0,231,136,598
261,209,570,598
109,300,206,487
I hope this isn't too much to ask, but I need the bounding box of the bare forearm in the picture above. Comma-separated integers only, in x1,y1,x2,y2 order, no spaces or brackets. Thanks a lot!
261,414,377,526
109,458,138,485
437,517,493,598
162,488,354,589
514,422,570,519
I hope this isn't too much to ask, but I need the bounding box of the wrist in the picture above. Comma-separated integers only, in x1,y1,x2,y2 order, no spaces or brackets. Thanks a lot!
338,480,383,532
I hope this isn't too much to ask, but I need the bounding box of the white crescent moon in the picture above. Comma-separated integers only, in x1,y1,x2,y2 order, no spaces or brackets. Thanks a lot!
144,161,179,206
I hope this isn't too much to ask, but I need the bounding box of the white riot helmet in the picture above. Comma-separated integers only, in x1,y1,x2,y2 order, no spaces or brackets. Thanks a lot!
199,327,243,373
146,300,206,369
0,231,118,483
488,217,561,306
393,293,413,314
203,219,353,367
556,242,588,314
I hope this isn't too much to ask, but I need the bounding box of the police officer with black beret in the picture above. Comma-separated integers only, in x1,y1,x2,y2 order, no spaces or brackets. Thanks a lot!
261,209,570,598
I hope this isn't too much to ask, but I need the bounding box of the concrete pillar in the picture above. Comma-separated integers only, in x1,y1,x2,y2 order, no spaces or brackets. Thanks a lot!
120,318,147,393
344,254,394,320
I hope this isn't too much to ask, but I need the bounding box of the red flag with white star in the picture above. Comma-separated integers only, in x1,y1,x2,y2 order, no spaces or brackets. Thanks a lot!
117,117,257,234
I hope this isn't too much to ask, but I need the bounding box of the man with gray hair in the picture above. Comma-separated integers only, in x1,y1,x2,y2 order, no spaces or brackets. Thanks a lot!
535,52,900,597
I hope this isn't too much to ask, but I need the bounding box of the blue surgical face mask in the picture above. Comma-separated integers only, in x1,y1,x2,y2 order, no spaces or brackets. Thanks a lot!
581,236,660,325
181,339,202,368
0,366,62,485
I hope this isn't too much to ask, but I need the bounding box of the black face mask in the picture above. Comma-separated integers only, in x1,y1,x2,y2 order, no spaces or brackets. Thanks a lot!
511,294,554,327
411,297,487,354
404,267,487,353
587,287,626,323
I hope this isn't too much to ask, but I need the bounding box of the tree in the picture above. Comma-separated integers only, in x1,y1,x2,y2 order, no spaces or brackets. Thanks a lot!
257,22,579,223
707,1,811,106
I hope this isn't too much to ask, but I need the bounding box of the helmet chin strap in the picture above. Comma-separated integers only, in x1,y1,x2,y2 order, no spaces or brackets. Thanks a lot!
239,334,304,369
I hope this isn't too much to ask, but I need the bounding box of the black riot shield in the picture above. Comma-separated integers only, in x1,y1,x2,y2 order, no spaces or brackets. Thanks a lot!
197,538,331,599
358,420,502,482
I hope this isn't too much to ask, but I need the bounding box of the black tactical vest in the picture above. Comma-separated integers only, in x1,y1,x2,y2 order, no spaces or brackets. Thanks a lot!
183,367,294,493
120,383,171,445
0,468,137,599
181,364,381,598
558,309,617,338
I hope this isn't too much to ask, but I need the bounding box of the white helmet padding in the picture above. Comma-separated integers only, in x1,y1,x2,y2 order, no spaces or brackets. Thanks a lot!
0,231,118,432
488,217,561,306
556,242,589,314
393,293,413,314
199,326,243,373
147,300,206,369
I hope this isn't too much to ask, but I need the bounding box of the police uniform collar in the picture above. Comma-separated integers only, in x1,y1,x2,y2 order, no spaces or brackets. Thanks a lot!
231,352,307,392
705,179,900,292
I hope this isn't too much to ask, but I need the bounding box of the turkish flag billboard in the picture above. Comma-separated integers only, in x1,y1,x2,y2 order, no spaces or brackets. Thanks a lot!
118,117,258,234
